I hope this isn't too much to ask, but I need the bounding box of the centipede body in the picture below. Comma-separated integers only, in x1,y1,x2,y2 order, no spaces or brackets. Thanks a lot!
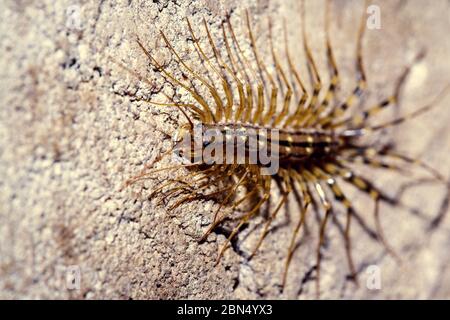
113,0,450,298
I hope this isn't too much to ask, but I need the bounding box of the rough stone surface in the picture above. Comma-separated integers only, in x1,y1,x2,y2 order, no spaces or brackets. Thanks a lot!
0,0,449,299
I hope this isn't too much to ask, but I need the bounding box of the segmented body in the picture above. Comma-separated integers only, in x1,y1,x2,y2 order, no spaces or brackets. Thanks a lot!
191,122,344,164
116,0,449,298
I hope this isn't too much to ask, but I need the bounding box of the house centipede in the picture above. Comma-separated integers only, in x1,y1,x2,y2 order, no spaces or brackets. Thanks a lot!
111,0,450,298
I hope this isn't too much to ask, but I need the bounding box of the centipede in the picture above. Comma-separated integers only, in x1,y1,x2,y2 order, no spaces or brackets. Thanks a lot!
111,0,450,298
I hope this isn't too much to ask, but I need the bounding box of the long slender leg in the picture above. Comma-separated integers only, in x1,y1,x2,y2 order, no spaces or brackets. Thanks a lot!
216,176,272,263
165,167,239,209
249,168,292,259
244,10,274,125
366,85,450,132
320,0,368,128
225,13,262,124
311,166,358,283
202,19,241,121
282,18,310,128
330,52,423,128
200,169,251,242
282,170,311,289
303,0,340,127
267,18,293,127
186,18,239,122
108,56,201,124
302,169,332,299
168,185,235,210
230,188,259,211
375,149,450,228
245,10,278,125
245,10,274,90
151,165,223,201
337,147,408,174
136,38,216,123
221,16,255,123
322,162,400,261
293,0,322,127
125,163,199,187
227,12,258,83
218,22,248,122
158,31,225,122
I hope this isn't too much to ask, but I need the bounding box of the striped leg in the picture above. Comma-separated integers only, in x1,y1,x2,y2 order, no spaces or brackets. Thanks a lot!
200,168,251,242
322,162,400,261
249,168,292,259
244,10,276,125
108,56,201,124
331,51,423,129
282,18,309,128
302,169,333,299
224,14,259,123
293,0,322,127
282,169,311,290
267,18,293,127
225,13,262,123
311,166,359,283
216,176,272,263
303,0,340,127
205,19,248,122
319,0,369,127
375,149,450,228
367,85,450,132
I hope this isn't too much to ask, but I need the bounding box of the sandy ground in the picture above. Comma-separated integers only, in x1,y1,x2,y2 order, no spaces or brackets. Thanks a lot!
0,0,449,299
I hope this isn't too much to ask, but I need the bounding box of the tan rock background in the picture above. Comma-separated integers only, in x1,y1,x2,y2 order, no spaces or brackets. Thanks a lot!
0,0,449,299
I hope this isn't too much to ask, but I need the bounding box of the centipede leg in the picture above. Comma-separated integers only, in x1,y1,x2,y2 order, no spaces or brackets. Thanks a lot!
267,18,293,127
294,0,322,126
281,170,310,290
281,18,309,128
309,176,332,299
311,166,358,283
200,169,251,242
319,0,368,127
323,163,401,261
373,195,401,262
216,177,272,263
136,38,216,123
226,13,259,124
331,52,423,129
249,169,292,259
356,148,449,228
304,0,340,127
159,31,226,121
